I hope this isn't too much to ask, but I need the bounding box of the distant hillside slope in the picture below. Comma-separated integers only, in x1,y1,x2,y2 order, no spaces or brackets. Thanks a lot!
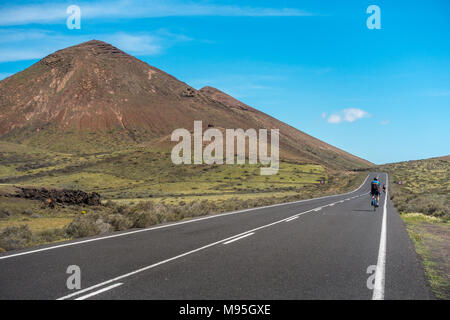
199,86,372,169
382,156,449,219
382,156,449,300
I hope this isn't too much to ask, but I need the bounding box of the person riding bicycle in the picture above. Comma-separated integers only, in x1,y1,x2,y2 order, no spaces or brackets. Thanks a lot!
371,177,381,207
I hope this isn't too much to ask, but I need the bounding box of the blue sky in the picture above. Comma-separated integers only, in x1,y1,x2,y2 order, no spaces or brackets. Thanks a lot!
0,0,449,164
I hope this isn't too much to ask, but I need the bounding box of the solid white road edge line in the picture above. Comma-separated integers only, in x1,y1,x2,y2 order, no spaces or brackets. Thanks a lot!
0,175,370,261
223,233,255,245
74,283,123,300
285,216,299,222
57,195,357,300
372,173,388,300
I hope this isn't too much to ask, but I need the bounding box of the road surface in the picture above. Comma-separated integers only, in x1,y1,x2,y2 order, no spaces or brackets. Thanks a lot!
0,173,433,300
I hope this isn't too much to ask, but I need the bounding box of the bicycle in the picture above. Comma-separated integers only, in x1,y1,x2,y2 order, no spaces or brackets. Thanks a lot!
371,194,379,211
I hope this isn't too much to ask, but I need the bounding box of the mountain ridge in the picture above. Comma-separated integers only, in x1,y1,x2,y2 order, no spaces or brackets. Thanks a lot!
0,40,372,169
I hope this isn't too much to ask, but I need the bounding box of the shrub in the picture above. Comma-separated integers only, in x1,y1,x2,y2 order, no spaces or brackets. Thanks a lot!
106,214,133,231
131,212,159,228
38,228,65,243
390,189,448,220
1,209,12,217
114,204,130,215
23,209,33,216
0,225,33,250
104,200,116,208
153,203,168,216
95,219,113,234
65,216,100,238
133,201,154,212
0,211,9,219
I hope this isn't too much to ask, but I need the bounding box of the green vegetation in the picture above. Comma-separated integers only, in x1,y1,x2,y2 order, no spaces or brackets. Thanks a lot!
3,126,139,154
0,195,100,250
0,139,367,252
0,170,363,252
0,140,344,201
402,213,449,299
383,157,449,220
381,157,449,299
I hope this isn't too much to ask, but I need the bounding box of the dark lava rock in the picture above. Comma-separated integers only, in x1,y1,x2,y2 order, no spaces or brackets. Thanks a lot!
16,187,101,206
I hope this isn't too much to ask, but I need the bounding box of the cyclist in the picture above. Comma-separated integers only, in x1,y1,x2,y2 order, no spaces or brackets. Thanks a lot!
371,177,381,207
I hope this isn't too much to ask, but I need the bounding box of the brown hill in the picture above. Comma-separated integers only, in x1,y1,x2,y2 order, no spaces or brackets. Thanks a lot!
0,40,371,169
199,86,372,168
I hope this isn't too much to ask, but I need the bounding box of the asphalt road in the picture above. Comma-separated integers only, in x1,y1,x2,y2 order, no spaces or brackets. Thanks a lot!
0,173,433,300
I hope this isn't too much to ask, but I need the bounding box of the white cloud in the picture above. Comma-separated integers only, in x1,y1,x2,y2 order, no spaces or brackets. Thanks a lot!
0,4,67,26
0,1,314,26
0,28,51,43
327,108,370,124
102,33,162,55
342,108,369,122
0,49,50,62
327,114,342,124
0,28,190,62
